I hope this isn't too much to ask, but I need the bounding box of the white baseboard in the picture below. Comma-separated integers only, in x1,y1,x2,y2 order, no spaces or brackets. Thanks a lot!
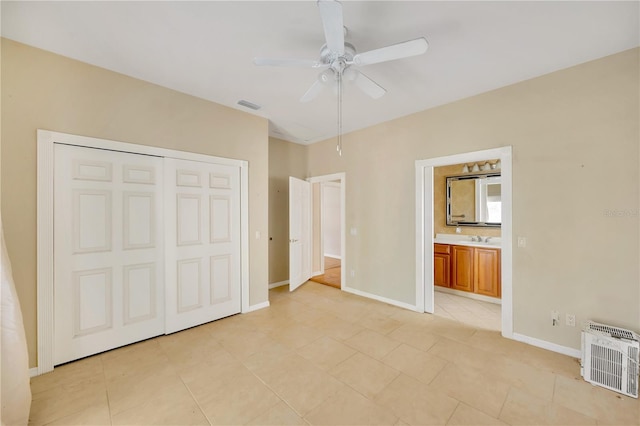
268,280,289,289
324,254,341,260
512,332,581,358
30,367,39,377
246,301,270,313
342,285,420,312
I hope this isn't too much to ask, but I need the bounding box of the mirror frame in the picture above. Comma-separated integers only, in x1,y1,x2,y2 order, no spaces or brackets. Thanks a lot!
446,172,501,228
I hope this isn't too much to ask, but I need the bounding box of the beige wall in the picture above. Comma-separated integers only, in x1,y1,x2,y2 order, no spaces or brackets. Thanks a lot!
433,163,501,237
306,48,639,350
268,137,307,284
1,39,270,368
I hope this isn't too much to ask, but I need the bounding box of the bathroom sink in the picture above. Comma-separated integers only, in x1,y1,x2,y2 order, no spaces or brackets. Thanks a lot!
463,240,500,247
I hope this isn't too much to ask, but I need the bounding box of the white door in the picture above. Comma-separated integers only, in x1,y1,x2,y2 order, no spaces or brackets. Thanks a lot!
54,144,164,364
164,158,241,333
289,176,311,291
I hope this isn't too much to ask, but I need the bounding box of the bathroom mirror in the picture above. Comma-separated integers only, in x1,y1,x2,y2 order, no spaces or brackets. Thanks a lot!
446,173,501,227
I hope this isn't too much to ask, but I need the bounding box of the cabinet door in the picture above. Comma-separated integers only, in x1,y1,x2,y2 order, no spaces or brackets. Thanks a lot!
434,253,450,287
451,245,474,292
474,248,501,298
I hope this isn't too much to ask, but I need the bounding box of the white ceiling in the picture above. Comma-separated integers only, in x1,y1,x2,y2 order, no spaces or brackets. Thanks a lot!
2,1,639,145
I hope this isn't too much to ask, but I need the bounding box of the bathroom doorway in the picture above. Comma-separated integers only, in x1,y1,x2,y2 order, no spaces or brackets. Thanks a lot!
415,146,513,338
432,162,502,331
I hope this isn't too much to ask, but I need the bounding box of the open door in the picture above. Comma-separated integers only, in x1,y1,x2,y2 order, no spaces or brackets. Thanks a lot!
289,177,312,291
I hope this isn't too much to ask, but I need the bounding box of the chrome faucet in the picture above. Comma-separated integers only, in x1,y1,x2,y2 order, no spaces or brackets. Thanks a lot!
484,236,491,243
476,235,482,242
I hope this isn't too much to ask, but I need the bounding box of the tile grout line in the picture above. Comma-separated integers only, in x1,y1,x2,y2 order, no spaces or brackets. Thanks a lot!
100,356,114,426
163,342,215,426
240,350,315,422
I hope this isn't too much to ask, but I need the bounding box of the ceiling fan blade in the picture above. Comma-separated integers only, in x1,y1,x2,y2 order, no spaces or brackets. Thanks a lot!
300,80,325,103
253,57,324,68
352,37,428,66
318,0,344,55
352,71,386,99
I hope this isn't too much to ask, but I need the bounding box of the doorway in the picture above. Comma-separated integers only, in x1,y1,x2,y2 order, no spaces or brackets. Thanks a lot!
415,147,513,338
308,174,345,289
432,161,502,331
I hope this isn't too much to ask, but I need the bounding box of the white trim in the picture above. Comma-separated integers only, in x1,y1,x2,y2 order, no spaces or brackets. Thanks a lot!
306,173,346,290
322,181,341,189
37,130,55,375
30,367,39,378
37,130,250,375
435,287,501,305
245,301,270,313
342,285,421,312
414,162,428,313
269,280,289,289
240,164,250,314
38,130,245,167
415,146,513,340
324,254,341,260
307,173,345,183
512,332,581,358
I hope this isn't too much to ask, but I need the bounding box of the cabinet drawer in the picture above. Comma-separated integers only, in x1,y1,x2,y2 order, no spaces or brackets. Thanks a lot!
434,243,450,254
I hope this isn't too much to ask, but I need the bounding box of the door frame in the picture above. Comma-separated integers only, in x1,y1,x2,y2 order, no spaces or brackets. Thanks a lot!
415,146,513,338
307,173,346,289
316,180,342,276
37,129,250,375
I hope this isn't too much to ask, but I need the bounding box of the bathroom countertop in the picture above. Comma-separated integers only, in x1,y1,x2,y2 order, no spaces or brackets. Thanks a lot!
433,233,502,249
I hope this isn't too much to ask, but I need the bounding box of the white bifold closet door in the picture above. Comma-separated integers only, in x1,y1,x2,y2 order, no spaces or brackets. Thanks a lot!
54,145,242,365
54,144,165,365
164,158,241,334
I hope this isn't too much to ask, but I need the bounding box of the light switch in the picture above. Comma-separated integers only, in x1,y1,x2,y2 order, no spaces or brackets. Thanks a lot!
350,227,357,236
517,237,526,248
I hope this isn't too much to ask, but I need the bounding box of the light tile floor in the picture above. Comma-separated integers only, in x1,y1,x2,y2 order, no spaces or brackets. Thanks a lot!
434,291,502,331
29,282,639,425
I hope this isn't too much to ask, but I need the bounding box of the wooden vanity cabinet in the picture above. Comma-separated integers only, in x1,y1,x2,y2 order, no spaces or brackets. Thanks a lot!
451,245,474,292
434,244,451,287
434,243,501,298
474,247,501,298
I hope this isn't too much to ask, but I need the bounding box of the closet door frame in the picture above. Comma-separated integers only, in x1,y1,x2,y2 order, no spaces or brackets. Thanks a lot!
37,129,249,375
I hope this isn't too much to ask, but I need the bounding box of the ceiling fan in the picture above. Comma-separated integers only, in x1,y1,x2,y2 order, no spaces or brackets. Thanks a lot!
253,0,429,103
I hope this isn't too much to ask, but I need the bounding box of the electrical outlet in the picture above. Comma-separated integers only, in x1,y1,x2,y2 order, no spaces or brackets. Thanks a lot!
566,314,576,327
551,310,560,326
517,237,527,248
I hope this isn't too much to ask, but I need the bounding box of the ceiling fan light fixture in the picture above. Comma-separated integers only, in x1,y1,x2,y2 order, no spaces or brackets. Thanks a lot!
254,0,428,156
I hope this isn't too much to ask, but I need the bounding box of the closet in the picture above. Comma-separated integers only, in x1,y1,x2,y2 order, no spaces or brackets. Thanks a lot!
53,143,242,365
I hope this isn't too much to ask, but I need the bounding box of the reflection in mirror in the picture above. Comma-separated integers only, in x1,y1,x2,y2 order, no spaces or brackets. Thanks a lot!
447,173,501,227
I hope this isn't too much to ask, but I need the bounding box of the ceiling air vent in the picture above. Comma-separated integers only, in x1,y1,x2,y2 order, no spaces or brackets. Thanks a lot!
237,100,261,110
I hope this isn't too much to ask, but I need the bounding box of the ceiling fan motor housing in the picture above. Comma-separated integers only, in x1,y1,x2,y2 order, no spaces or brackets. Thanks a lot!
320,42,356,73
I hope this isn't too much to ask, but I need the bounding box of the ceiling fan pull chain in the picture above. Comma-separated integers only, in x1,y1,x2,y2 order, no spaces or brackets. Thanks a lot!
337,71,343,156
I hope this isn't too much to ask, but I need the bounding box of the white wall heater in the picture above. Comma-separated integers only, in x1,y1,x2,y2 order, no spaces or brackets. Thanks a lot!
581,321,639,398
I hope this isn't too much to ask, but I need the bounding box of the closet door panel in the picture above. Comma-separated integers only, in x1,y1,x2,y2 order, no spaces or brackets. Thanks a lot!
54,144,164,365
165,158,241,334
